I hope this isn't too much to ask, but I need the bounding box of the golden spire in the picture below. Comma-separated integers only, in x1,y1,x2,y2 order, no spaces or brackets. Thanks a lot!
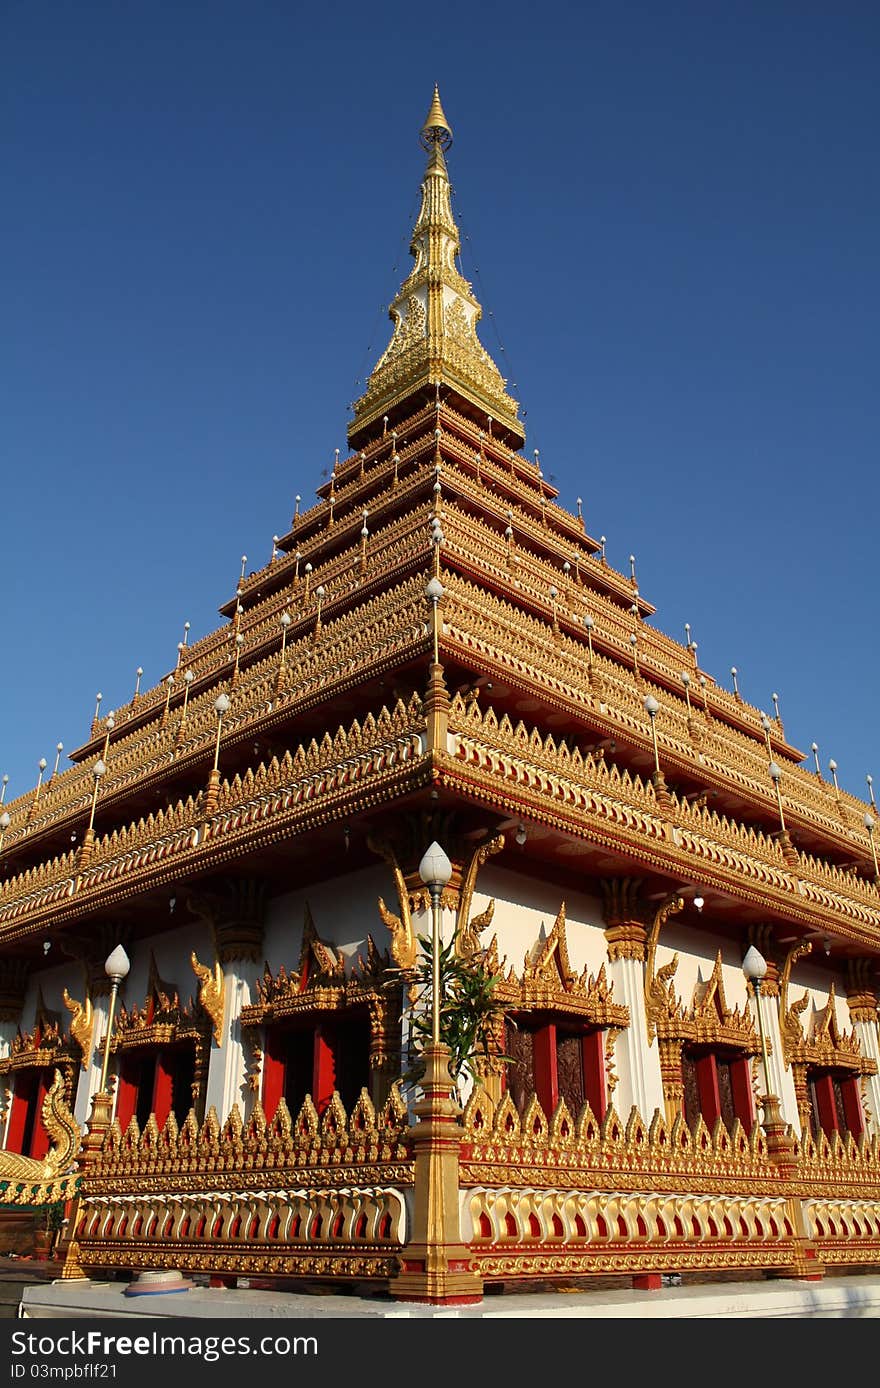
349,89,523,449
420,85,453,150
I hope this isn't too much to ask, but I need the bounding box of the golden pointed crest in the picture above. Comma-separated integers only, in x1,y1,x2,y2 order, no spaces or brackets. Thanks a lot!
349,92,523,450
420,85,452,150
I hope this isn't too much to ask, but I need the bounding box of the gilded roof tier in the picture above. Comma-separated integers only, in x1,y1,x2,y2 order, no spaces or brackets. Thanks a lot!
1,92,878,972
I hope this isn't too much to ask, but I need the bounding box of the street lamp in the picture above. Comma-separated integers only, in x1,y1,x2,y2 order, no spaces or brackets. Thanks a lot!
425,578,444,666
177,671,194,740
86,758,106,838
212,693,230,775
100,714,115,763
205,693,230,817
161,673,174,727
768,761,787,833
277,610,292,687
742,945,772,1125
232,632,245,682
51,742,64,780
681,671,693,719
98,944,130,1094
0,811,10,854
583,614,595,677
643,695,661,778
29,758,48,821
418,841,453,1047
760,713,773,759
865,813,879,883
549,586,559,637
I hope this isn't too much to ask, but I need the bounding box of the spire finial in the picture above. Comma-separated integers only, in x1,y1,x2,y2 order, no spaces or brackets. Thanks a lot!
420,85,452,151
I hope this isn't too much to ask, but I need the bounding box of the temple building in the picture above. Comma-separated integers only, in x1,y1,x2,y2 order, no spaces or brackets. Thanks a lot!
2,89,880,1304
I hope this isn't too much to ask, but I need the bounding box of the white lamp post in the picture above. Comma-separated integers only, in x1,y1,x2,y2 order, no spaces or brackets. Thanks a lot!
681,671,692,718
98,944,130,1093
742,945,772,1119
643,695,661,778
85,759,106,840
768,761,787,833
0,811,10,855
212,693,230,775
205,692,231,817
865,813,879,882
425,579,444,666
583,613,595,672
278,610,292,680
418,841,453,1047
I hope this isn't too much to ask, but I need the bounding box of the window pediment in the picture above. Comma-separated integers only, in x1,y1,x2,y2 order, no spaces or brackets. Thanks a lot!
493,904,628,1028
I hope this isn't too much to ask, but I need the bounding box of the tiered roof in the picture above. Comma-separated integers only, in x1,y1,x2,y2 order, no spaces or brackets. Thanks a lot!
1,89,878,970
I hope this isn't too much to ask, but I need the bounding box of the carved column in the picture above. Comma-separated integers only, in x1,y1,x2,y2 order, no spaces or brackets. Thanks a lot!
846,960,880,1136
0,959,27,1147
197,880,266,1123
601,879,666,1125
747,925,801,1139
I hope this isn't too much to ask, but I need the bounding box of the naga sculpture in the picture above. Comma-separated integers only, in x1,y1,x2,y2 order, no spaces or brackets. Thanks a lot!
190,951,226,1047
0,1069,80,1183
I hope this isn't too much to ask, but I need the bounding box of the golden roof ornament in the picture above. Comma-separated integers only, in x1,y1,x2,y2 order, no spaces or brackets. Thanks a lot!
420,84,453,150
349,87,524,449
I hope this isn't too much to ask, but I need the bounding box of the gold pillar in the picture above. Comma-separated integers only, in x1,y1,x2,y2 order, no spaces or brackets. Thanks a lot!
389,1042,482,1304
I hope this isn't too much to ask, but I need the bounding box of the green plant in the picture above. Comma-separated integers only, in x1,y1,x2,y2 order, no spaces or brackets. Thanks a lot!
404,929,511,1084
43,1201,64,1234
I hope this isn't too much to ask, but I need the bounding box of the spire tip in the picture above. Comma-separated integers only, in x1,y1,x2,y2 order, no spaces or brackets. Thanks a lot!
420,85,452,151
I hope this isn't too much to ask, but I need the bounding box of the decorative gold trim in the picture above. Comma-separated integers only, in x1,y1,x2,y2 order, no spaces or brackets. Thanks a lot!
62,989,94,1071
0,1069,80,1184
190,952,225,1048
456,833,504,957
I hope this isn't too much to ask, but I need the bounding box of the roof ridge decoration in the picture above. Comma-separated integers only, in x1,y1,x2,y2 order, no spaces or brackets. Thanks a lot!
349,88,524,449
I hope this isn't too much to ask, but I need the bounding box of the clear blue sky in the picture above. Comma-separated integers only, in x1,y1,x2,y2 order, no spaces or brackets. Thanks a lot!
2,4,878,806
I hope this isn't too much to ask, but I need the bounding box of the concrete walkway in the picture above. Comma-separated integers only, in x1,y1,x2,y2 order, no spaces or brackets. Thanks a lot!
18,1271,880,1318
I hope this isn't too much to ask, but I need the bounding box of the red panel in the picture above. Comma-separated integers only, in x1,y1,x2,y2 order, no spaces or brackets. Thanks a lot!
152,1050,173,1128
813,1074,839,1136
581,1030,607,1120
262,1031,286,1122
29,1071,51,1159
841,1075,865,1139
729,1056,756,1132
695,1053,721,1129
533,1024,558,1117
312,1024,336,1115
115,1056,139,1132
6,1072,34,1154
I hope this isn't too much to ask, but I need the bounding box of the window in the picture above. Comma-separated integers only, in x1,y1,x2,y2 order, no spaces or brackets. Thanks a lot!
504,1014,608,1121
115,1044,196,1132
6,1068,55,1159
262,1012,371,1120
681,1046,756,1134
807,1067,864,1141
